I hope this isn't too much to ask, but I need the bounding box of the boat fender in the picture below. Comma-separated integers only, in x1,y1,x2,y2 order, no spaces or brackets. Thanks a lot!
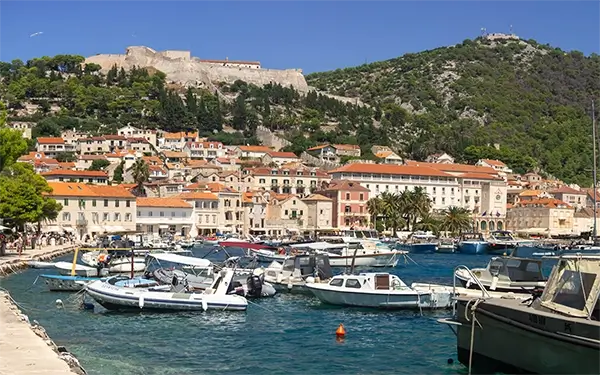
306,276,315,284
465,279,472,289
138,295,145,309
287,276,293,290
201,299,208,312
276,273,283,283
490,276,499,291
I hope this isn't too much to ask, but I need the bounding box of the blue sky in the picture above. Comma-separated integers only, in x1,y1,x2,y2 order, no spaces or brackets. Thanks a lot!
1,1,599,73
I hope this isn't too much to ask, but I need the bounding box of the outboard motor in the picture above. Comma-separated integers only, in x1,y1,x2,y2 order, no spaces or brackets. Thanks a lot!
246,275,263,298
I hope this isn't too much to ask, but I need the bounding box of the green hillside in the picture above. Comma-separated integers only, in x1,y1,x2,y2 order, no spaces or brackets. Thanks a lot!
307,37,600,185
1,37,599,186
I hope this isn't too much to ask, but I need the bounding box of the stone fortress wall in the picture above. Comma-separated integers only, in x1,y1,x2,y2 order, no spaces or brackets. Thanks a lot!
86,46,308,92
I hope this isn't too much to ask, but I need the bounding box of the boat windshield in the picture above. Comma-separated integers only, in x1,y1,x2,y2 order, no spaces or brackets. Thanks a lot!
342,230,378,239
540,257,600,318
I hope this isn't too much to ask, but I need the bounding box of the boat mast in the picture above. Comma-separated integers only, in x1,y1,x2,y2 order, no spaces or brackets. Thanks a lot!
593,99,598,242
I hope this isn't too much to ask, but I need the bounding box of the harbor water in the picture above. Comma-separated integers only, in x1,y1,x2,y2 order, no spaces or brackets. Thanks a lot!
0,248,551,375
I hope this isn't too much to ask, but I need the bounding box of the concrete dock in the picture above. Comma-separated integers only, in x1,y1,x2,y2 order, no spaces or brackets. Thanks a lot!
0,244,85,375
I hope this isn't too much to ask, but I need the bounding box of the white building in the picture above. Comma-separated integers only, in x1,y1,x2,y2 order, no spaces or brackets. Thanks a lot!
45,182,136,240
182,141,226,160
329,162,508,232
136,197,194,238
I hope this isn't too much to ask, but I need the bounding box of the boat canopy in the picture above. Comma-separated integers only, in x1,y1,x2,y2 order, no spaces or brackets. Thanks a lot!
540,256,600,319
289,242,345,250
148,253,212,268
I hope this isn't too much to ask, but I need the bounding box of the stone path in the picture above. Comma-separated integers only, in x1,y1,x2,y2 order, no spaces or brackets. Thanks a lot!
0,292,81,375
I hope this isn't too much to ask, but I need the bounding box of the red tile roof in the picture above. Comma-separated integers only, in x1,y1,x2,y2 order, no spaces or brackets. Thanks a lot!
266,151,298,158
41,170,108,178
47,182,134,198
237,145,273,153
550,186,586,195
136,197,191,208
329,163,453,178
36,137,65,144
176,192,219,200
481,159,507,167
322,180,370,192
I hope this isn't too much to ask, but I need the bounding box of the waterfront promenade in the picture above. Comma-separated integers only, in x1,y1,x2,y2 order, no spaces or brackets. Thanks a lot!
0,243,84,375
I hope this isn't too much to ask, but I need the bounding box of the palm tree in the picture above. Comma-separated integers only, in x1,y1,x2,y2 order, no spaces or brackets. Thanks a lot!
415,214,441,236
440,206,473,236
367,197,383,229
131,158,149,197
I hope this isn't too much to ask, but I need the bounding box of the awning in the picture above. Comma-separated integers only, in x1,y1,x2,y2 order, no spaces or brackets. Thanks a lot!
62,227,75,233
159,225,169,229
88,225,103,232
43,225,62,233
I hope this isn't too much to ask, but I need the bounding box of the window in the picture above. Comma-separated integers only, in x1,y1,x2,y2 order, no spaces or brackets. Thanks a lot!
126,200,131,208
285,210,289,215
149,211,153,217
171,211,176,217
359,193,364,200
92,212,99,223
259,179,266,184
551,270,597,311
320,209,324,214
114,213,120,221
198,215,202,223
299,210,303,216
63,199,69,206
125,213,131,222
329,278,344,287
104,199,108,207
345,205,351,213
62,212,70,221
92,200,96,207
115,200,120,208
346,193,350,200
103,213,109,221
160,211,164,217
212,215,216,223
345,279,361,289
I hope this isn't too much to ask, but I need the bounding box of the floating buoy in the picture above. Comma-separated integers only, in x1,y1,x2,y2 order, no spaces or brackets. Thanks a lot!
336,323,346,337
55,299,64,309
447,358,454,365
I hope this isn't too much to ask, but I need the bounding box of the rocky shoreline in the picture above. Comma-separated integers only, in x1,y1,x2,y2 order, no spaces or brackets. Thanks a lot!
0,245,86,375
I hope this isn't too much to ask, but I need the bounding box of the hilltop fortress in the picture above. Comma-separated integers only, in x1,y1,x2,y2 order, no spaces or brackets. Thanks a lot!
86,46,309,92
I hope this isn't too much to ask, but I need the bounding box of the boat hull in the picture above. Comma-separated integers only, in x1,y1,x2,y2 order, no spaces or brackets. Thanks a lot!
399,243,438,254
306,284,453,309
41,275,98,291
454,270,545,293
453,300,600,374
487,242,516,255
255,252,399,268
436,245,456,253
457,242,488,254
86,281,248,312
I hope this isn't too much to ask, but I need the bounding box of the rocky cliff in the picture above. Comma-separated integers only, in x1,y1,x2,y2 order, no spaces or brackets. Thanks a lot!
86,46,309,92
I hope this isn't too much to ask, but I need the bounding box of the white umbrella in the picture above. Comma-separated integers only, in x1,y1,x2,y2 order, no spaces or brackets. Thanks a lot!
0,225,11,231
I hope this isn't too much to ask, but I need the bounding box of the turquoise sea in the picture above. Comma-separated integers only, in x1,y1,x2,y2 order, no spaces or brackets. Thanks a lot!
0,249,548,375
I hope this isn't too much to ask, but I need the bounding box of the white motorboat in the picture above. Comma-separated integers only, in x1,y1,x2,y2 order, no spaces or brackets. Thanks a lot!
85,268,248,312
455,256,547,293
306,272,454,309
146,252,276,298
28,260,57,269
487,230,520,255
81,249,147,273
54,261,109,277
261,254,333,294
290,240,401,268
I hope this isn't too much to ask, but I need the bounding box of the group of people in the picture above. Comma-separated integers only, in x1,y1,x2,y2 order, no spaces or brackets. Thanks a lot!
0,231,77,256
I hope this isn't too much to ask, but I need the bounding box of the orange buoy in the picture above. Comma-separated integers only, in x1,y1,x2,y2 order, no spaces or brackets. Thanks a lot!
336,323,346,337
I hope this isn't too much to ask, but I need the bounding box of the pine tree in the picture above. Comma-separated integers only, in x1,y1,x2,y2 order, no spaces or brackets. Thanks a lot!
232,95,247,131
106,64,118,85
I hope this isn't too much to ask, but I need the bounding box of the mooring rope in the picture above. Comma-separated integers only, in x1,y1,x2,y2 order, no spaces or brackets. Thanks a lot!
464,298,485,375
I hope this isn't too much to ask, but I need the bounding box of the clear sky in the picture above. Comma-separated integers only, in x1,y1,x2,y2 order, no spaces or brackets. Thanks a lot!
1,1,599,73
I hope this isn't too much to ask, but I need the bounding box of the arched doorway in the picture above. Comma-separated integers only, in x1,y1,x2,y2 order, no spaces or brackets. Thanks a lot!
481,221,487,231
489,221,495,231
497,221,503,230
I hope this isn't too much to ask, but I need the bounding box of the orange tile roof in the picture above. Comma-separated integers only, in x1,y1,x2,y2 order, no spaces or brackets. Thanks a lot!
302,194,332,201
333,144,360,151
481,159,506,167
375,151,394,158
136,197,191,208
58,162,76,169
176,192,219,200
516,198,572,209
405,160,497,175
185,182,238,193
18,152,47,161
519,189,542,197
162,151,188,158
164,131,198,140
242,192,253,203
237,145,272,153
307,144,329,151
36,137,65,144
41,170,108,177
47,182,134,198
266,151,298,158
329,163,453,178
322,180,370,192
550,186,586,195
142,156,163,165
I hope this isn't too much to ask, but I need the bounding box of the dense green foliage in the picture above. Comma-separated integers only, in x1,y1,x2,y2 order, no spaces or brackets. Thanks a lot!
308,38,600,185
